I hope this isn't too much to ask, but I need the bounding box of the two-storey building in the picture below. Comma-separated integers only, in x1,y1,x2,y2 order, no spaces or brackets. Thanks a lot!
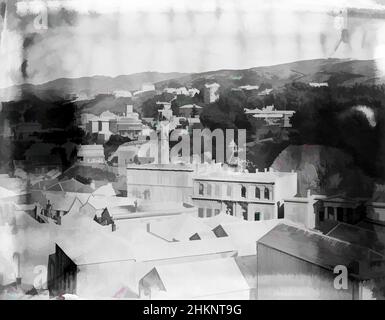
192,168,297,221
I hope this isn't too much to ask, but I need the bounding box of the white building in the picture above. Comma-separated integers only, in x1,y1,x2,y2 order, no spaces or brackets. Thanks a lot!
192,168,298,221
77,145,105,164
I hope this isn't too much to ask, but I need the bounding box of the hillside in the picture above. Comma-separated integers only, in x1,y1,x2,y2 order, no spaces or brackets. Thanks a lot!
0,72,188,102
1,59,384,103
154,58,385,92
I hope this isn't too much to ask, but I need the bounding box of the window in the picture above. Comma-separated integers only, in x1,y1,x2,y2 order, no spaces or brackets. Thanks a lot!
214,209,220,216
241,185,247,198
215,184,221,196
206,208,212,217
198,208,204,218
255,187,260,199
337,207,344,221
227,185,232,197
264,187,270,200
254,212,261,221
198,183,204,195
207,184,212,196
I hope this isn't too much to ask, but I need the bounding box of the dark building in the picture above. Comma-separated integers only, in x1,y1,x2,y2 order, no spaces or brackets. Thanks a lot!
256,223,385,300
48,244,77,297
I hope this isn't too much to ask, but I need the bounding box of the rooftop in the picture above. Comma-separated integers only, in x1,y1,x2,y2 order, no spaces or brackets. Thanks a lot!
258,223,385,280
327,223,385,257
147,258,249,299
194,169,296,184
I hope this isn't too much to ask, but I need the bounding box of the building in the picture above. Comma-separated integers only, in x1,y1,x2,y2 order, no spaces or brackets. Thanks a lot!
283,190,326,229
113,90,132,98
139,258,250,299
256,223,385,300
126,163,195,202
18,143,62,174
313,195,366,233
192,168,298,221
203,83,220,104
178,104,203,118
309,82,328,87
12,122,42,141
77,145,105,164
245,105,295,128
163,87,200,97
48,227,237,298
156,101,173,120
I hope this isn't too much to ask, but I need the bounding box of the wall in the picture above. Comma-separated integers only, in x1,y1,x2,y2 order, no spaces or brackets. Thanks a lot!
256,243,357,300
127,167,193,203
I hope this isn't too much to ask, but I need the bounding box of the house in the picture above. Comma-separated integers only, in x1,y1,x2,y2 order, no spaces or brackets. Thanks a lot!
22,143,62,173
283,190,326,229
48,226,238,298
313,195,366,233
156,101,173,120
113,90,132,98
258,88,273,96
256,223,385,300
47,231,137,298
192,168,297,221
77,145,105,164
203,83,220,104
178,104,203,118
309,82,328,87
244,105,295,127
12,122,42,141
139,258,250,299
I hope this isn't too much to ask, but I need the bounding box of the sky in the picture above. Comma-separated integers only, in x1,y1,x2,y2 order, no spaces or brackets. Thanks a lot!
1,0,385,88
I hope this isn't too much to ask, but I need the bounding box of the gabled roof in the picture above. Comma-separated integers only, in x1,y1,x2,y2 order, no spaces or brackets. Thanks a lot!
147,258,249,299
55,231,135,266
215,219,282,255
47,178,94,193
258,223,385,280
92,183,116,197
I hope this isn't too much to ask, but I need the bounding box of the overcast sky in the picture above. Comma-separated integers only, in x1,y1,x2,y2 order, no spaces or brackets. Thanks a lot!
1,0,385,88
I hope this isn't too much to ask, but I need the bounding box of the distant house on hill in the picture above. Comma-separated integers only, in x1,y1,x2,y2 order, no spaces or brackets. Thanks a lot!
77,145,105,164
179,104,203,118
